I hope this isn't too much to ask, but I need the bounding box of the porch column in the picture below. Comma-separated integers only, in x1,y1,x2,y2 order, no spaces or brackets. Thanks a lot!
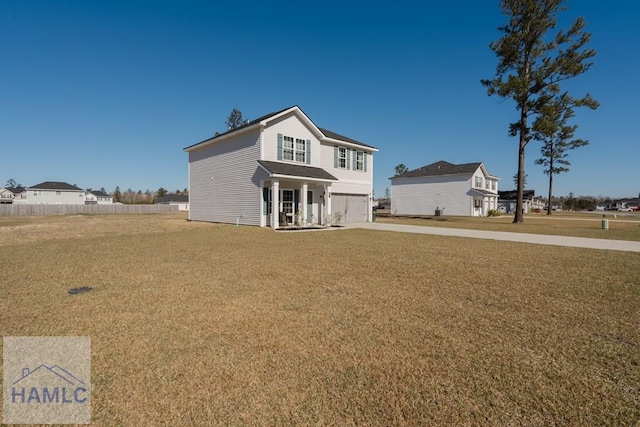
272,180,279,229
367,192,373,222
325,184,332,225
301,182,308,226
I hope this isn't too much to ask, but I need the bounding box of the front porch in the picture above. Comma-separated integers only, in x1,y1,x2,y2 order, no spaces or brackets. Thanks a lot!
262,179,334,229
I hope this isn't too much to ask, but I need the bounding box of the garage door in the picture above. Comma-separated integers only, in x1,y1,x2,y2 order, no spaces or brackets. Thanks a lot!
332,193,368,223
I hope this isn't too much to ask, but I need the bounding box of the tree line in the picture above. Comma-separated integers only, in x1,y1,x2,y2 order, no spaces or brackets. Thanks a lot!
111,187,188,204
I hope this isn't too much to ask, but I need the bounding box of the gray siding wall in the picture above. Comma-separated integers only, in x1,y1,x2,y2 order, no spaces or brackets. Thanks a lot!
189,129,265,225
391,175,472,216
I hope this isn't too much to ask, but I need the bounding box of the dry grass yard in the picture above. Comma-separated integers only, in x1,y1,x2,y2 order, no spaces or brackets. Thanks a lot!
376,212,640,242
1,213,638,425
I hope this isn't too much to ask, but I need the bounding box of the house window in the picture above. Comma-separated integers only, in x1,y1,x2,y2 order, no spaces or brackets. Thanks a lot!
338,147,347,168
491,180,496,190
278,134,310,164
33,191,38,196
283,136,294,161
355,151,365,171
475,176,483,187
295,138,306,162
485,179,489,189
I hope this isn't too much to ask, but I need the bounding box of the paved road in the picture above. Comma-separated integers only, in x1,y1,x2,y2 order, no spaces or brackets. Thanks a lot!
345,222,640,253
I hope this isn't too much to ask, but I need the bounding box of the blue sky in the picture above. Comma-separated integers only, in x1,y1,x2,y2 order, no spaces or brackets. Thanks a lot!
2,1,638,199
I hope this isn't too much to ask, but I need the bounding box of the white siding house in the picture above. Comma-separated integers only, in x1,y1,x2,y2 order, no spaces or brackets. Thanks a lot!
184,105,378,228
27,181,86,204
391,161,499,217
85,189,113,205
157,194,189,211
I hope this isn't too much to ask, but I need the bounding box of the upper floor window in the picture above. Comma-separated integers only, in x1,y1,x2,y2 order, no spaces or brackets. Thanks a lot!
283,136,294,161
491,180,496,190
355,151,365,171
337,147,347,168
334,146,368,172
295,139,306,162
475,176,483,188
278,134,310,164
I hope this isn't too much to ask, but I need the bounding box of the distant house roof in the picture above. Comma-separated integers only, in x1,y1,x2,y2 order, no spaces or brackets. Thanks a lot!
6,186,25,194
184,105,377,151
29,181,84,191
393,161,483,179
257,160,337,181
498,190,536,200
86,189,110,197
157,194,189,204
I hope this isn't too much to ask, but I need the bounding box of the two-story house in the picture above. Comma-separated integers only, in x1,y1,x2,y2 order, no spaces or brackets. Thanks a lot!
390,160,499,217
27,181,86,204
85,189,113,205
184,106,378,228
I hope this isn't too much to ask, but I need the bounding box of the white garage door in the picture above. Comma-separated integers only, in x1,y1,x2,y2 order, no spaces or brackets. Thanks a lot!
332,193,368,223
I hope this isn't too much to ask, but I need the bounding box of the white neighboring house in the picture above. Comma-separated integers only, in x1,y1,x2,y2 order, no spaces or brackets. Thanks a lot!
0,186,27,204
0,187,14,204
27,181,86,204
157,194,189,211
184,105,378,228
85,189,113,205
391,160,500,217
498,190,539,214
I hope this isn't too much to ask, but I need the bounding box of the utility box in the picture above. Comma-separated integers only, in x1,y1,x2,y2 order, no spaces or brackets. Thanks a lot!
601,217,609,230
435,209,442,217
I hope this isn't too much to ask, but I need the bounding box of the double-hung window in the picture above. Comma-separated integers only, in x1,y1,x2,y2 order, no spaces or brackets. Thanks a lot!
278,134,310,164
283,136,294,161
337,147,347,168
475,176,483,188
355,151,365,171
295,138,306,162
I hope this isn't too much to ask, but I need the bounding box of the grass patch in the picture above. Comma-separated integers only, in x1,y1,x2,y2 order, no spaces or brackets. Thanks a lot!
376,212,640,241
1,213,638,425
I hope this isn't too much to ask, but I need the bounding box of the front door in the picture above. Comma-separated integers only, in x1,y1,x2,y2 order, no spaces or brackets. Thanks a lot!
280,189,294,225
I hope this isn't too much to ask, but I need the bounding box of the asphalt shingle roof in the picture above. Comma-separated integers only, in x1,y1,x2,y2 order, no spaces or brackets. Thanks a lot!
157,194,189,203
185,106,376,151
394,161,482,178
29,181,84,191
257,160,337,181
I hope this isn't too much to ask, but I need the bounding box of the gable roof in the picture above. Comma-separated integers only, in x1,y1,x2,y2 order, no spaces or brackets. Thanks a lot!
157,194,189,203
87,189,110,197
184,105,377,151
394,161,482,179
28,181,84,191
498,190,536,200
257,160,337,181
6,186,25,194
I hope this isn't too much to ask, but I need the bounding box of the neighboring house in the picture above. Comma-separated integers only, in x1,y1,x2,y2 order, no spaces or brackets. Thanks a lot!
27,181,86,204
390,160,499,217
0,186,27,204
0,187,13,204
498,190,539,214
184,105,378,228
85,189,113,205
157,194,189,211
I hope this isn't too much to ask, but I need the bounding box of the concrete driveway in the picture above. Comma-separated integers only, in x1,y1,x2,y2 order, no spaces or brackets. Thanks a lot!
345,222,640,253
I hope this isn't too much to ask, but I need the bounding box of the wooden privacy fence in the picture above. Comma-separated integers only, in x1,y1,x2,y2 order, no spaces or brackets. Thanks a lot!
0,204,179,216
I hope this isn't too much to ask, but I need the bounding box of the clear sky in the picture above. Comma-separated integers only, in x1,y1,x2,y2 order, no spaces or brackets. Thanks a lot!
2,1,638,199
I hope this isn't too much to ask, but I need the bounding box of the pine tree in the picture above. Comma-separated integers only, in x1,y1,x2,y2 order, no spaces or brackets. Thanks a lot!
482,0,596,223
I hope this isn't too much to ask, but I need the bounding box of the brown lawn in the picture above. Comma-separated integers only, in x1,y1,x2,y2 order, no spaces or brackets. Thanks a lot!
376,211,640,242
1,213,638,425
